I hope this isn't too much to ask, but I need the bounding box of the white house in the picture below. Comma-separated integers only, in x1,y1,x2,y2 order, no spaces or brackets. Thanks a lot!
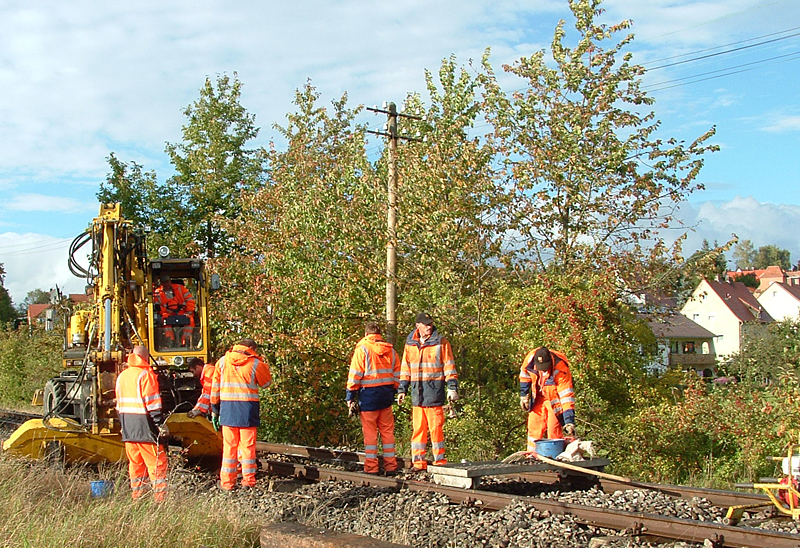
680,279,773,359
757,282,800,322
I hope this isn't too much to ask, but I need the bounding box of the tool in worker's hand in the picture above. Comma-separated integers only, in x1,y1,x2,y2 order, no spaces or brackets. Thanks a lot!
348,401,360,417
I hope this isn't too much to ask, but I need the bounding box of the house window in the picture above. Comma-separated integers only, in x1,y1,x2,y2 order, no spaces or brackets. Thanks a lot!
708,314,715,323
683,341,696,354
671,341,680,354
693,314,700,322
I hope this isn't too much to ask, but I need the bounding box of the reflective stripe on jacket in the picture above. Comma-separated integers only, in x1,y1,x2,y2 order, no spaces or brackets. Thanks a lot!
154,284,196,317
346,334,400,411
398,328,458,407
211,345,272,427
116,353,163,443
519,347,575,425
192,363,215,414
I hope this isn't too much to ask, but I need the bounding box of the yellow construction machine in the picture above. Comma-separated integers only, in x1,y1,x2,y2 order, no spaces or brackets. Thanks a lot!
3,203,222,463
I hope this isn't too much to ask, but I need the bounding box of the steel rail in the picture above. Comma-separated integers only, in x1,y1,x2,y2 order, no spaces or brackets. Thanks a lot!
260,459,800,548
256,442,771,508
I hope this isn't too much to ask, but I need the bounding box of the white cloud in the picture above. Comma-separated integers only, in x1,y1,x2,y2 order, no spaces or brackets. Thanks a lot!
2,193,97,213
0,232,82,304
676,196,800,265
761,115,800,133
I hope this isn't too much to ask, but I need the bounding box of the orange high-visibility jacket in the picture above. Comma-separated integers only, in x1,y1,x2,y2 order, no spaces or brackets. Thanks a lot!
398,328,458,407
211,345,271,427
519,348,575,426
192,363,215,414
346,334,400,411
116,353,163,443
154,283,196,317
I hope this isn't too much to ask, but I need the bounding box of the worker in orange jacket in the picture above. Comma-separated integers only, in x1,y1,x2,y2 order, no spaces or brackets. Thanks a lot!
154,274,196,347
346,321,401,475
115,345,168,502
397,312,459,471
210,339,272,490
186,357,215,418
519,346,576,451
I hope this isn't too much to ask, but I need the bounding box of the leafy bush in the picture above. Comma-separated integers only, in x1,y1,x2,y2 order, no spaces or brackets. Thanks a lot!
0,326,62,408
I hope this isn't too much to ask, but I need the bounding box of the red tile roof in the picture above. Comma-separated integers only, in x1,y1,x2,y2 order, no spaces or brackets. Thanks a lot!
707,280,773,323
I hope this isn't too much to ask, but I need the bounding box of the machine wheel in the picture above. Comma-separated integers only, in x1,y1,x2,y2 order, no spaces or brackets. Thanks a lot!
43,379,67,417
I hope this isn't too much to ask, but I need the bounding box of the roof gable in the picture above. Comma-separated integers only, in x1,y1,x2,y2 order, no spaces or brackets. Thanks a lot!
707,280,773,322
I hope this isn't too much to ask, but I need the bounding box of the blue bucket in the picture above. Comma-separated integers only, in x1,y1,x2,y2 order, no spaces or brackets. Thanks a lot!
90,480,113,498
534,438,566,459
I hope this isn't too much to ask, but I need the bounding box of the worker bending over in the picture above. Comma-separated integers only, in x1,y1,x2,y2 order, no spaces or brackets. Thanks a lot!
519,346,576,451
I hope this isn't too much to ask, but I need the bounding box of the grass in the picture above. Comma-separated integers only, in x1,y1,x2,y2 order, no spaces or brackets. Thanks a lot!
0,457,262,548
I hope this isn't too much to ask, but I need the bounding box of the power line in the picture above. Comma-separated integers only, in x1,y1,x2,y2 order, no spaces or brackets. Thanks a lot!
644,25,800,66
646,50,800,91
646,30,800,70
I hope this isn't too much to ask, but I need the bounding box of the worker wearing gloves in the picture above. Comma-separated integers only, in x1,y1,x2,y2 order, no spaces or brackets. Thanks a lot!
346,321,401,475
519,346,576,451
186,357,215,418
210,339,272,490
397,312,459,471
115,345,168,502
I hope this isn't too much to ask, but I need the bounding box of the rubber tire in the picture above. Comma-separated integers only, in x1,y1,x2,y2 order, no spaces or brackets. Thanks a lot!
43,379,67,417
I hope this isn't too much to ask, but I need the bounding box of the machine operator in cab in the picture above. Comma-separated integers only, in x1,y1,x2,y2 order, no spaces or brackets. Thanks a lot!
153,273,196,348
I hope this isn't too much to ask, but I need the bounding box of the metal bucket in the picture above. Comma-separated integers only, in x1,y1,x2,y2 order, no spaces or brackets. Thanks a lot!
534,438,565,459
90,480,113,498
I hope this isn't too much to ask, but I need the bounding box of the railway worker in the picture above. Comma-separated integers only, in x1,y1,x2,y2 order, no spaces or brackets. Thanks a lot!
519,346,576,452
154,273,196,348
115,345,169,502
346,321,401,475
396,312,459,472
186,357,214,418
210,338,272,491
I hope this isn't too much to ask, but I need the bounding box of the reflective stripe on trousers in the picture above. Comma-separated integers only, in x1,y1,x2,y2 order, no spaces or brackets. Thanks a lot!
221,425,258,489
359,407,397,474
526,398,563,451
411,405,446,470
125,441,168,502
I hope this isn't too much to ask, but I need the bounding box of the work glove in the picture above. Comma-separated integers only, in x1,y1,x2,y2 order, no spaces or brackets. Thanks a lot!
520,396,530,412
396,393,406,405
563,423,576,437
186,409,201,418
446,389,459,402
158,424,170,438
211,412,221,432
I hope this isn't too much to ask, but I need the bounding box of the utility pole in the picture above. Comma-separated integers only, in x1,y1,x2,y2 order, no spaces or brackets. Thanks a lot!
367,102,421,343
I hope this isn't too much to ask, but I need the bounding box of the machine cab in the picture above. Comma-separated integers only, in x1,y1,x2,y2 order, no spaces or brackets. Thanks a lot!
148,257,210,367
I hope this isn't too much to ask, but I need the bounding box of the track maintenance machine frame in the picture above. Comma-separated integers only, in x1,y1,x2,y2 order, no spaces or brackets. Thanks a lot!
3,203,222,463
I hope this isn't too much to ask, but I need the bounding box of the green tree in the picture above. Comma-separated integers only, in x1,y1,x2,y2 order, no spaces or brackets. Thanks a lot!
754,244,791,270
97,153,160,248
165,73,266,257
0,264,16,326
481,0,717,279
732,239,756,270
15,288,52,315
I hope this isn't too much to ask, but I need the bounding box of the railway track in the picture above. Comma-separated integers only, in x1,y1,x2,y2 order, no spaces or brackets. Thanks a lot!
256,442,799,548
3,418,798,547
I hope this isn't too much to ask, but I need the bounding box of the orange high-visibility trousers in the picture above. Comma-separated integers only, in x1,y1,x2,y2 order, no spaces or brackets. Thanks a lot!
221,426,258,489
125,441,168,502
411,405,446,470
526,398,563,451
359,407,397,474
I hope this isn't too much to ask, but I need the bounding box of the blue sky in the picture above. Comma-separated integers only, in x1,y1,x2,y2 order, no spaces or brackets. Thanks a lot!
1,0,799,303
